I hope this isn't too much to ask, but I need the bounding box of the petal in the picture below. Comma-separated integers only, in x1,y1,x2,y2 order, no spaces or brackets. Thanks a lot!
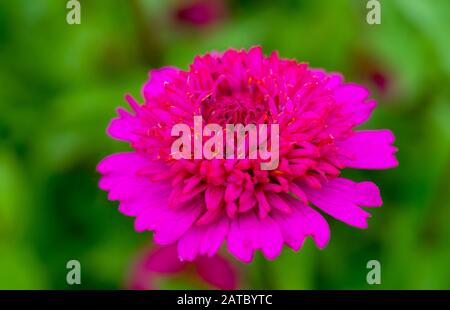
324,72,344,89
107,177,165,202
97,152,148,176
205,185,224,211
337,130,398,169
266,192,292,213
119,184,170,217
142,67,181,100
177,217,229,261
98,152,199,244
107,106,141,142
226,213,257,263
319,178,383,207
194,255,238,290
226,212,283,263
334,84,369,104
149,199,203,245
127,245,187,290
333,84,376,125
97,152,171,216
134,201,168,232
97,152,167,185
272,194,330,250
303,178,382,229
258,216,284,260
199,217,229,256
247,46,264,76
142,245,186,274
177,225,203,262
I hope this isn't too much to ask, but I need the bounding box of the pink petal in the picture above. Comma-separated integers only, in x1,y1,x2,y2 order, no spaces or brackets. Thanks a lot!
266,192,292,214
226,214,257,263
119,185,169,217
226,212,283,263
177,225,203,262
304,178,382,229
97,152,148,176
149,200,203,245
272,194,330,250
333,84,369,104
238,189,257,213
199,217,229,256
98,152,171,217
324,72,344,89
247,46,263,76
97,152,167,189
194,255,238,290
107,177,161,202
178,217,229,261
126,245,187,290
224,183,242,203
98,153,199,244
205,185,224,211
142,67,181,100
142,245,186,274
337,130,398,169
107,107,141,142
333,84,376,125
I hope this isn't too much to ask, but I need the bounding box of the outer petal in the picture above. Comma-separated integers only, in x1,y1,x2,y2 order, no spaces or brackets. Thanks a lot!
127,244,187,290
333,83,376,125
97,152,170,216
177,216,229,261
118,182,170,217
303,178,382,229
194,255,238,290
272,194,330,251
337,130,398,169
247,46,264,76
97,152,148,176
142,67,181,100
141,245,186,274
98,152,201,245
226,212,283,263
141,199,202,245
108,69,182,143
98,153,167,206
107,96,142,143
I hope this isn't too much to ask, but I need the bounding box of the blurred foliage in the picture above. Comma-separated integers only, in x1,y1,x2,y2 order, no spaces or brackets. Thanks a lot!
0,0,449,289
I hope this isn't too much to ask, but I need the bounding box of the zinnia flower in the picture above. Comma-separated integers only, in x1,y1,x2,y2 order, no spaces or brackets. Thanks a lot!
97,46,398,263
127,244,237,290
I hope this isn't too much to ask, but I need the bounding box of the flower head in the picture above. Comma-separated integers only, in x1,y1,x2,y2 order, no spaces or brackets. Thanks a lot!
98,47,398,263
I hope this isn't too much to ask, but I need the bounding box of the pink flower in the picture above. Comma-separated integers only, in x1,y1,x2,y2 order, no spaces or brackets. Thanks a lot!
352,49,398,99
98,47,398,263
173,0,227,27
127,244,238,290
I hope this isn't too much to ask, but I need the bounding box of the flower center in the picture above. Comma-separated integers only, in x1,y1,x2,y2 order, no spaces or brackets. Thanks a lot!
201,92,267,126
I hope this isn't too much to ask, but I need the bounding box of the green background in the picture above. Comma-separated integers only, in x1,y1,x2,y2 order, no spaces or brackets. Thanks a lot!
0,0,449,289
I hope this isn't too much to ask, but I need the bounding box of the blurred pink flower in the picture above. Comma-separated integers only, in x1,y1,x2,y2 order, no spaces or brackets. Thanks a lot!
353,50,398,99
127,244,238,290
173,0,227,26
98,47,398,264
